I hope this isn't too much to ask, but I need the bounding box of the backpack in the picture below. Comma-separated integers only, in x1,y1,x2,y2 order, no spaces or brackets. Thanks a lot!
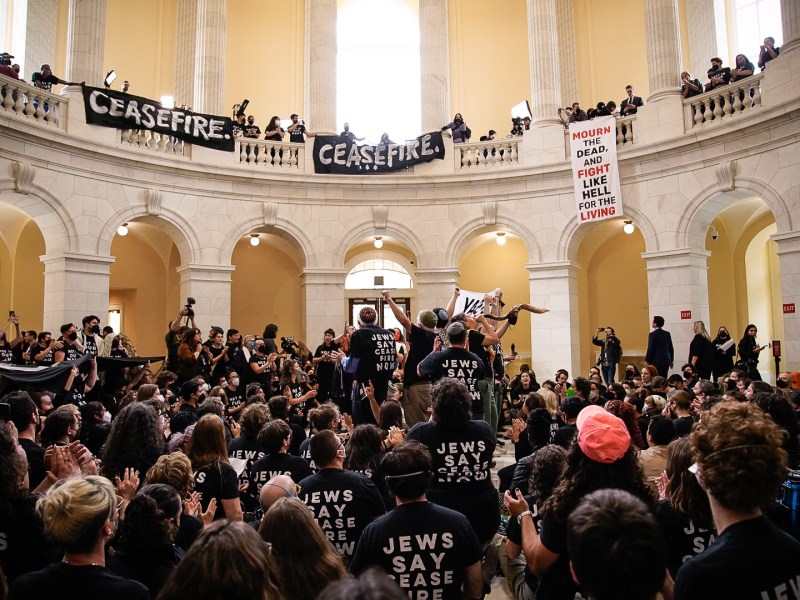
464,125,472,140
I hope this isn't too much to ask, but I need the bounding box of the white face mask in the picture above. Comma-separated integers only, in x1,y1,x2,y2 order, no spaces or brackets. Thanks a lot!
201,384,210,394
102,411,112,423
221,381,229,389
230,378,240,388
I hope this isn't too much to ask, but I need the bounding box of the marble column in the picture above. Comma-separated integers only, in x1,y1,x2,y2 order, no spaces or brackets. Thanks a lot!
773,231,800,371
65,0,106,86
419,0,451,132
527,261,581,379
305,0,337,134
193,0,226,115
40,252,114,331
686,0,716,83
24,0,58,80
643,0,682,99
415,267,459,314
527,0,562,125
642,249,711,377
555,0,578,106
302,269,347,344
176,263,235,331
781,0,800,55
174,0,197,109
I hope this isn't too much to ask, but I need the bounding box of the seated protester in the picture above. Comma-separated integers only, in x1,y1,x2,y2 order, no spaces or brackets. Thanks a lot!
6,391,47,490
267,394,306,456
729,53,755,83
197,397,235,445
223,370,246,420
0,422,59,583
78,401,111,457
106,484,183,598
751,392,800,470
552,398,581,449
144,452,206,552
680,71,703,98
350,441,484,600
343,424,392,509
605,400,645,449
674,401,800,598
655,437,715,578
10,476,149,600
227,403,268,468
567,489,669,600
298,403,343,470
669,391,695,437
405,378,498,546
259,497,348,599
705,56,731,91
501,445,567,600
187,414,242,522
40,405,80,448
758,36,780,71
100,403,164,482
638,415,676,495
247,419,312,512
320,568,409,600
507,408,555,495
158,521,283,600
299,430,385,563
504,405,656,600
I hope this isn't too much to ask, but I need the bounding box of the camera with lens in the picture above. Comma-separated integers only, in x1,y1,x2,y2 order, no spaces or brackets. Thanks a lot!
281,336,299,357
511,117,524,136
184,297,196,318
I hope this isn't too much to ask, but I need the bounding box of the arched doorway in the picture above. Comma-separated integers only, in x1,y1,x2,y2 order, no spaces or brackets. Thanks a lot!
0,202,45,332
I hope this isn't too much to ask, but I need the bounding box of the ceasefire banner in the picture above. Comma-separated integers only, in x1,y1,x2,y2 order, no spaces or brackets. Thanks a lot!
82,86,235,151
312,132,445,174
569,116,623,223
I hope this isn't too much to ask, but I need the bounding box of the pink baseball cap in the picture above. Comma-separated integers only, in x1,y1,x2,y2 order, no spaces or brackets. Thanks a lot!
576,405,631,464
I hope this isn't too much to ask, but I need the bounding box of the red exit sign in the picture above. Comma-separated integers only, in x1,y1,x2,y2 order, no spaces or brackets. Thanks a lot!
784,303,796,314
680,310,692,320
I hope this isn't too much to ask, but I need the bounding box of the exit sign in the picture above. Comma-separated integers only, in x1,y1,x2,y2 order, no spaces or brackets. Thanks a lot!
784,303,796,314
680,310,692,320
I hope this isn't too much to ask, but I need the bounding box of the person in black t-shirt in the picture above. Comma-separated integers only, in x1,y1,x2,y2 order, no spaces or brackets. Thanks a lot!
341,307,397,425
242,115,261,138
406,378,498,546
248,419,312,508
299,430,385,562
287,113,315,143
248,339,276,390
313,328,340,403
350,441,483,600
417,321,485,420
54,322,83,363
674,401,800,599
10,475,149,600
382,291,437,427
31,63,80,92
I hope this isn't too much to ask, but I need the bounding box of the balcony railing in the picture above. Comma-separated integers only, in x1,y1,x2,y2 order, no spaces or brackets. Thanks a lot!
238,139,304,169
0,77,66,129
120,129,189,156
683,73,763,129
455,138,521,169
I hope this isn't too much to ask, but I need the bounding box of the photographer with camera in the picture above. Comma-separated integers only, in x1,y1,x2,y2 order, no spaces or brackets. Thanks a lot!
287,113,315,143
165,300,197,373
592,326,622,385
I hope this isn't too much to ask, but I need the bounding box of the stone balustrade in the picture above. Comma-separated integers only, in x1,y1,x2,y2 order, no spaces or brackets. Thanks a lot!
455,138,521,169
683,73,763,129
238,138,304,170
120,128,189,156
0,74,65,128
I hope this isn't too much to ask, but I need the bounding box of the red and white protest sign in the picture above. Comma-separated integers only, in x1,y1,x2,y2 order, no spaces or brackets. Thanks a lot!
569,116,623,223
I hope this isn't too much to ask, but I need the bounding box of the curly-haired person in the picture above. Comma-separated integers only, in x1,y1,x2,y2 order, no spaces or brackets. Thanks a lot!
674,401,800,599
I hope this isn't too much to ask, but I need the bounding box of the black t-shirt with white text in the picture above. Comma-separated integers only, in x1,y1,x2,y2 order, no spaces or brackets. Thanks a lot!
29,343,53,366
193,459,239,521
505,494,546,595
349,325,397,383
404,324,435,387
314,342,340,385
248,452,312,498
417,347,485,417
299,468,386,561
656,500,716,578
350,501,483,600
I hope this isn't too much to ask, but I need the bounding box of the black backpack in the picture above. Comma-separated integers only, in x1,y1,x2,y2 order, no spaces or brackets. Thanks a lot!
464,125,472,140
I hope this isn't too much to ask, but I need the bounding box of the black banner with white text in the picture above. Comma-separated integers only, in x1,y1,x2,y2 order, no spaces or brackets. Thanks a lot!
312,132,445,174
82,86,235,152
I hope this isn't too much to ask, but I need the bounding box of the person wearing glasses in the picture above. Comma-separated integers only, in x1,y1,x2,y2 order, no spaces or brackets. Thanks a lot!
299,430,385,564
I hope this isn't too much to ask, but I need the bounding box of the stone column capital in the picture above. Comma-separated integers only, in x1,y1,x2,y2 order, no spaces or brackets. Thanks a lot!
414,267,460,285
525,261,581,279
641,248,711,269
176,263,236,282
40,252,115,271
301,269,349,286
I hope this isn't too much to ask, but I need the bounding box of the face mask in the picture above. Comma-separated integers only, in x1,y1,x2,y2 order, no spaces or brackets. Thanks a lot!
777,379,789,389
201,384,210,394
221,381,228,389
67,331,78,341
102,411,112,423
248,341,255,350
683,371,693,379
91,325,101,334
231,378,240,388
718,331,728,339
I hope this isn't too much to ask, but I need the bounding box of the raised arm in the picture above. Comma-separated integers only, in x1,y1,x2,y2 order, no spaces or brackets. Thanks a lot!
382,290,412,331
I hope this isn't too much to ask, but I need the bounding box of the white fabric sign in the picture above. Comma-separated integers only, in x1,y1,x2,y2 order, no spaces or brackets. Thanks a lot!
569,116,623,223
453,289,487,316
